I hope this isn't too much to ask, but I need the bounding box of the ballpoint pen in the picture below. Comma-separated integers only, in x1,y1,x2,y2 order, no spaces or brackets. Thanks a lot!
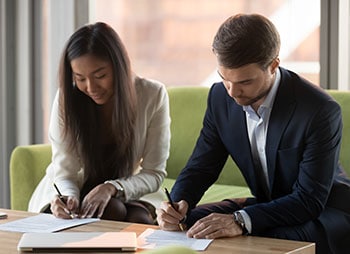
53,183,75,219
164,188,186,231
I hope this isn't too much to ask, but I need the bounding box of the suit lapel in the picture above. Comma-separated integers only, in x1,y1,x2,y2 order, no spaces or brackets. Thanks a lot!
227,99,266,198
266,70,296,192
225,70,297,199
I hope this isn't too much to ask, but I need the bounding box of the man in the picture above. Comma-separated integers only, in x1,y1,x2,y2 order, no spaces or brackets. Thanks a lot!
157,14,350,254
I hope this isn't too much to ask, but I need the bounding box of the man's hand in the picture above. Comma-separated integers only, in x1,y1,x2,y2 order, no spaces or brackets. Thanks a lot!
187,213,242,239
156,200,188,231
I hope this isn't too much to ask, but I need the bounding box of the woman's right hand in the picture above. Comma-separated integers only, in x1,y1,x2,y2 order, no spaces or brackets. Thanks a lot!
50,195,79,219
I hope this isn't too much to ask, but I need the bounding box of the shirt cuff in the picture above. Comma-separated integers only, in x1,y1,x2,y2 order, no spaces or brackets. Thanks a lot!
238,209,252,234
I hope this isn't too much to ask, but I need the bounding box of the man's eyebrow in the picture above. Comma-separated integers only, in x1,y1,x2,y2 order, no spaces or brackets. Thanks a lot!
217,70,252,84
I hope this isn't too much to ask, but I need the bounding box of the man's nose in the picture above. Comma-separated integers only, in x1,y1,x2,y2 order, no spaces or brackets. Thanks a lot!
225,81,239,97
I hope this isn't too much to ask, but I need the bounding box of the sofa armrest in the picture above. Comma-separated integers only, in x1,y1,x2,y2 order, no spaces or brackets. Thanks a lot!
10,144,52,211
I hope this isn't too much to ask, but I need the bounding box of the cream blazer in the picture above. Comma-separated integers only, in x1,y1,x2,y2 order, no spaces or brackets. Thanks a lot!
28,77,171,212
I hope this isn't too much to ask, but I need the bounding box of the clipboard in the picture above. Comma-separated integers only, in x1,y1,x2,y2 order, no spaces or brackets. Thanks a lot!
17,231,137,252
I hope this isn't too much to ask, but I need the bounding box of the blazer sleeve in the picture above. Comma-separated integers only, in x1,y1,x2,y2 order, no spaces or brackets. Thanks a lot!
171,84,229,208
28,90,82,212
116,80,171,202
49,90,81,198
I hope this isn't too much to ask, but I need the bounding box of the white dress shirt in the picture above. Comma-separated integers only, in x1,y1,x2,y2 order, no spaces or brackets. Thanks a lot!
239,68,281,233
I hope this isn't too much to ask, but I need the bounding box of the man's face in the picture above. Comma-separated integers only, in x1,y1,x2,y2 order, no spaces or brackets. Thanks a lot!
217,60,279,110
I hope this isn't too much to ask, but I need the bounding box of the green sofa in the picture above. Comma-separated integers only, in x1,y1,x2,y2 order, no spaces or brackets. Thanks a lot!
9,87,350,211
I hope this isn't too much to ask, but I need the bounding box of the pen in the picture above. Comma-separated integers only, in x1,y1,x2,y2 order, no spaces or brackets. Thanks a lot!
53,183,75,219
164,188,185,231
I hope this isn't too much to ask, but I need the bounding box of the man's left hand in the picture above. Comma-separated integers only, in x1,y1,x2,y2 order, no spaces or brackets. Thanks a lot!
187,213,242,239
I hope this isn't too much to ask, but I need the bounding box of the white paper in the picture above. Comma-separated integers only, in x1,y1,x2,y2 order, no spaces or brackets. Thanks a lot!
137,228,213,251
0,213,99,233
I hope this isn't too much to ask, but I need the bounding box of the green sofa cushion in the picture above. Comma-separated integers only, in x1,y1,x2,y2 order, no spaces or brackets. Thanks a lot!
10,144,52,211
328,90,350,174
163,178,251,204
166,86,247,186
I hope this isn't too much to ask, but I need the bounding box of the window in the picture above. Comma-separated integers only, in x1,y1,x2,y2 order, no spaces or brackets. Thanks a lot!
89,0,320,87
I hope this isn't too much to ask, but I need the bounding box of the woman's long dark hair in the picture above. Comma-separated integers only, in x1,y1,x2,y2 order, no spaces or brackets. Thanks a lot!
58,22,137,180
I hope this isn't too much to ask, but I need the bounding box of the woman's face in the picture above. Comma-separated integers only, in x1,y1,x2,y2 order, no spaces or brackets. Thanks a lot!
71,54,114,105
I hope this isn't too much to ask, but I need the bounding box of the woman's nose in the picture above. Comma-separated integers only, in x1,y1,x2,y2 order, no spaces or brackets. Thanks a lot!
86,79,97,93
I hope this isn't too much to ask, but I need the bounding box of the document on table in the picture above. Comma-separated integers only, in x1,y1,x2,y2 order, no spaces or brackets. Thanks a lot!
0,213,99,233
137,228,213,251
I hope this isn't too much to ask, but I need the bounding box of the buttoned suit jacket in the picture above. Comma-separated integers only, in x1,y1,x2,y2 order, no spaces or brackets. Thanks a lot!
171,67,350,250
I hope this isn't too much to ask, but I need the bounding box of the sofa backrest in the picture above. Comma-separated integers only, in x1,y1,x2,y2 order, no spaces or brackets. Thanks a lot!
328,90,350,174
166,87,350,187
10,144,52,211
166,86,246,186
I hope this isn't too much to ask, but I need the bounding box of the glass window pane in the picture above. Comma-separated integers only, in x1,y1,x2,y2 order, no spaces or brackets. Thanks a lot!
88,0,320,87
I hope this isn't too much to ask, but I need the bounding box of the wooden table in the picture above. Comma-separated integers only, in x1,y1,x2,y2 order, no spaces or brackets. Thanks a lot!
0,208,315,253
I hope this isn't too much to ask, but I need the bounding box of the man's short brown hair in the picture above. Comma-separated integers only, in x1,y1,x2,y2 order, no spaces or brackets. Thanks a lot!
212,14,280,69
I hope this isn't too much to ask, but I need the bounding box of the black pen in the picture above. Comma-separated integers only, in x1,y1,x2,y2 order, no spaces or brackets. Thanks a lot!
53,183,75,218
164,188,185,231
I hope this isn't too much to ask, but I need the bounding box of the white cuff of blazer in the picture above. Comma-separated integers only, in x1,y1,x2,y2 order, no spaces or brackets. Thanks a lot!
104,180,125,201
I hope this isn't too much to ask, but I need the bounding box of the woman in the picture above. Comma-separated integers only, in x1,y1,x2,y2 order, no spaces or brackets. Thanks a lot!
28,22,170,224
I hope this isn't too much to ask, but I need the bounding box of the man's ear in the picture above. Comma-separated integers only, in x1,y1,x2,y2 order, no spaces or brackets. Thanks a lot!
270,57,280,74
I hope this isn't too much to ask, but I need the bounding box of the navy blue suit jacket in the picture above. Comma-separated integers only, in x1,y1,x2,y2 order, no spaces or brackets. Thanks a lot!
171,68,350,246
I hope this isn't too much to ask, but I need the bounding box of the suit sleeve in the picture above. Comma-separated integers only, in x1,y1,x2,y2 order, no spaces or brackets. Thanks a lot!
171,84,229,208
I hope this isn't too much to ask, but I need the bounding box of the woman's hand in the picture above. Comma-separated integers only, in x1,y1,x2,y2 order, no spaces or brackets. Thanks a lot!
187,213,242,239
156,200,188,231
50,195,79,219
80,183,115,218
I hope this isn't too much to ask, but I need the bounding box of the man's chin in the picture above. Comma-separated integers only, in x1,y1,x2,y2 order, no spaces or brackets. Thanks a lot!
232,98,250,106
